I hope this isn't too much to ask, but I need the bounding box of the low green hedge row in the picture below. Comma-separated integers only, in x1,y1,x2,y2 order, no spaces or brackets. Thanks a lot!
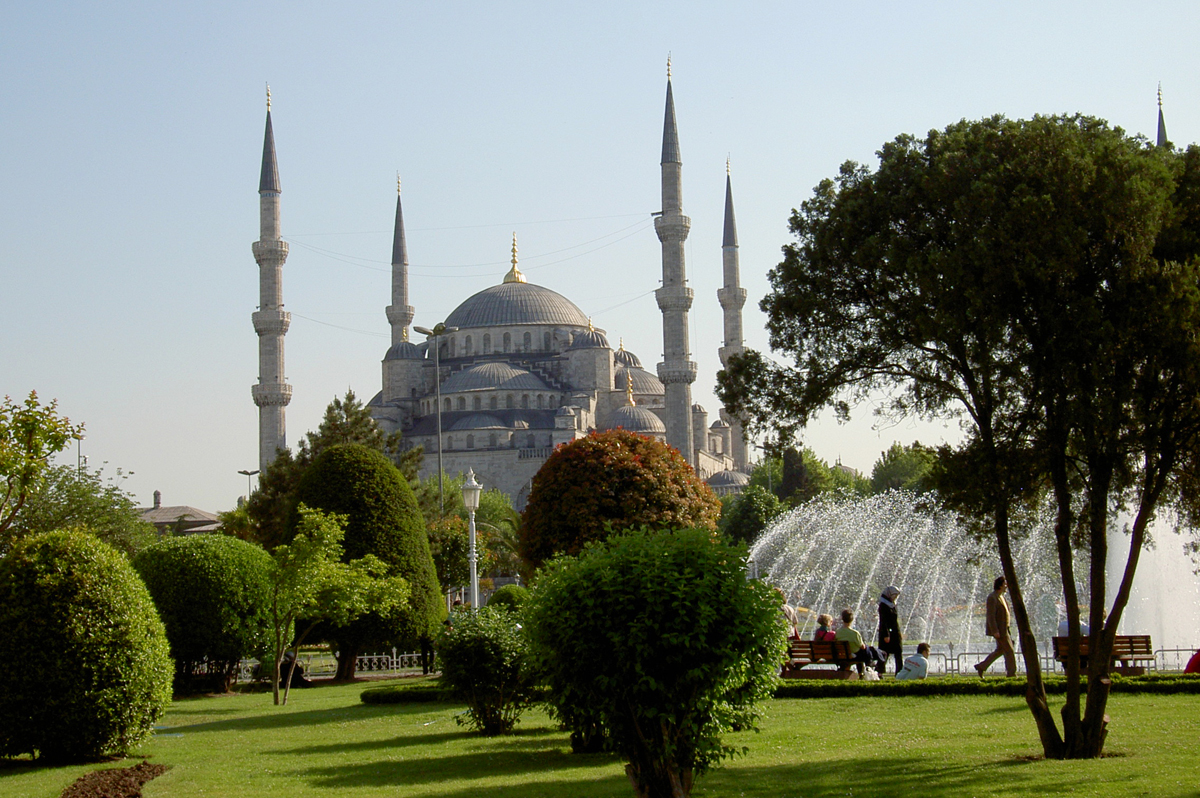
773,672,1200,699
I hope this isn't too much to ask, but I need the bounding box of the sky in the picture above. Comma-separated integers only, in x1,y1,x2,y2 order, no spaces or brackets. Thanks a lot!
4,1,1200,514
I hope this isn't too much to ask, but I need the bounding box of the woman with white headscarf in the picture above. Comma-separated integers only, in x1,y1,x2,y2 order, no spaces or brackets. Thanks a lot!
877,585,903,676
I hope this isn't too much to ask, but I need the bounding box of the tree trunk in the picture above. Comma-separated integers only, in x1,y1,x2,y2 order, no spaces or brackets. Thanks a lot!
335,640,359,681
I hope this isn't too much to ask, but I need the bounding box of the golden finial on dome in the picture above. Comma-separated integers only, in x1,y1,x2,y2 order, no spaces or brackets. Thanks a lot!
626,378,636,407
503,232,527,283
618,337,625,351
726,156,731,176
401,326,408,342
397,172,402,195
266,83,271,111
1158,82,1163,109
588,317,594,332
667,53,672,79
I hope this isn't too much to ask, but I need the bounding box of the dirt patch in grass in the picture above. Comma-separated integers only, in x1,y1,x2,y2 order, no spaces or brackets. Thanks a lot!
61,761,169,798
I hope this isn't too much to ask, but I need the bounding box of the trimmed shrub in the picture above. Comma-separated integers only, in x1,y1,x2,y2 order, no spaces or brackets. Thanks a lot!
520,429,721,571
486,583,529,612
360,681,451,704
133,534,273,692
438,607,538,735
525,528,785,798
0,531,172,761
773,671,1200,699
293,444,442,677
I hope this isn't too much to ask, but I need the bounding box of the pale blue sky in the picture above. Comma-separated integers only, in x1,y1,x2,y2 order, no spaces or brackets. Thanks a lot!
4,1,1198,512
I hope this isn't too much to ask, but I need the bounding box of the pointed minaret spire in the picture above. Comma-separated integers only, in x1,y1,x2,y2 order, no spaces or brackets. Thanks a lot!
1157,83,1170,149
654,62,697,463
503,232,527,283
251,87,292,471
386,174,415,344
718,161,748,469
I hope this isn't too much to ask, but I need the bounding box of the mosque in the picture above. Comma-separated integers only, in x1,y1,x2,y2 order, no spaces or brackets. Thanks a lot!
251,70,752,507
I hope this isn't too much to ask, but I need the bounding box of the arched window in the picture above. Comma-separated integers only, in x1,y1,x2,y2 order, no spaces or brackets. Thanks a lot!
474,396,481,411
457,397,466,411
483,333,491,354
543,331,551,351
489,433,498,447
449,337,456,357
503,332,511,353
536,394,544,409
467,434,474,449
444,398,451,412
464,335,473,356
489,395,498,410
523,332,531,351
526,434,535,448
522,394,529,409
506,394,514,409
446,436,454,450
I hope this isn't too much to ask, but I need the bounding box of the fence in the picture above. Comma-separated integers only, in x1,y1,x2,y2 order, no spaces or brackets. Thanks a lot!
237,649,426,683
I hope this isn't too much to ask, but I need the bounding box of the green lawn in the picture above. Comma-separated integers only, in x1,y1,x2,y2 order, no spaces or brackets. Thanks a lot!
2,680,1198,798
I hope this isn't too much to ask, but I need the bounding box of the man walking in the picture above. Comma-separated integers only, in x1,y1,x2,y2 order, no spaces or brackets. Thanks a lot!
975,576,1016,677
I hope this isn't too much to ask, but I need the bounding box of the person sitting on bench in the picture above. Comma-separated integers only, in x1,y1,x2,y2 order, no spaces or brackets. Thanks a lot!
834,609,881,676
813,613,837,642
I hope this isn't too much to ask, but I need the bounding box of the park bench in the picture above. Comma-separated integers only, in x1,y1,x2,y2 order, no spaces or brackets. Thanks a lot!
781,639,856,679
1052,634,1155,676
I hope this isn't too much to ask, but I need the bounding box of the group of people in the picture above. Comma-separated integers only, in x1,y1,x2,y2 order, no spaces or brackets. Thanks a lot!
784,585,932,680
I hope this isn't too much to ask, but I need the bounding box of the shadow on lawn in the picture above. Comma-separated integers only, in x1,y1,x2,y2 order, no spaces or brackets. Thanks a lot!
164,702,413,734
281,725,560,756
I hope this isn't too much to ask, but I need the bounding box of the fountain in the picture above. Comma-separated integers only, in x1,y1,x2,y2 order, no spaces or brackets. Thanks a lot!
753,491,1200,659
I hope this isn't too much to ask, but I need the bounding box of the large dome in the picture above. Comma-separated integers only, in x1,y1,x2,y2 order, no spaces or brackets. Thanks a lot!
444,281,589,329
441,362,550,393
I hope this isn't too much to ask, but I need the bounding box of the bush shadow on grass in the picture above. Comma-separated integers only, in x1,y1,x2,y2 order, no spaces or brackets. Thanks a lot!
164,701,416,734
279,724,561,756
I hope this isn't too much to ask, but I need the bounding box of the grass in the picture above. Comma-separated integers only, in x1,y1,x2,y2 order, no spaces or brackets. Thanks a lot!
1,679,1198,798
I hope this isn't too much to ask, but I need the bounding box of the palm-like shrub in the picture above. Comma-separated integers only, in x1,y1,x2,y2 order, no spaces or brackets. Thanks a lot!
0,531,172,760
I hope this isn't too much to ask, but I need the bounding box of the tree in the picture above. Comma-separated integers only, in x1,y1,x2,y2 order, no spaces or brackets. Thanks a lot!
524,528,785,798
438,606,537,735
0,392,84,545
0,531,172,760
246,390,423,549
871,442,936,495
266,505,408,705
718,114,1200,758
718,485,783,545
9,464,156,557
293,443,442,679
520,430,721,571
133,534,275,692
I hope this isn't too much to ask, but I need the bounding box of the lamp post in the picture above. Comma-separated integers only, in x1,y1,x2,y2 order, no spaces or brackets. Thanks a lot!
77,434,86,474
414,322,459,514
461,468,482,610
238,469,260,497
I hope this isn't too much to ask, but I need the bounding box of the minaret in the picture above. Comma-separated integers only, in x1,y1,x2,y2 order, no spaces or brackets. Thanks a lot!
1157,83,1170,149
251,85,292,471
386,175,415,345
654,58,697,463
717,160,748,469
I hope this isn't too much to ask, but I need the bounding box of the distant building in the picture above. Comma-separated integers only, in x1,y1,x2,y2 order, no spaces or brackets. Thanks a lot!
139,490,221,535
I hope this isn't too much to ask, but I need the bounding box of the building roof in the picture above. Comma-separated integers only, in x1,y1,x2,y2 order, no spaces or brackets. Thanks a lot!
450,413,509,431
383,340,424,361
444,280,590,329
407,408,557,436
603,405,666,435
613,343,642,369
139,503,221,534
616,366,665,395
707,469,750,488
441,362,550,393
569,328,610,350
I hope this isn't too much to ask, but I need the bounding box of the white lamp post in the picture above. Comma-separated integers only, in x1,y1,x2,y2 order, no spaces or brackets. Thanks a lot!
461,468,483,610
414,323,459,514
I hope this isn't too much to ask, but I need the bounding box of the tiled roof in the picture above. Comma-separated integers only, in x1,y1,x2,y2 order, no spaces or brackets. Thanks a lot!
441,362,550,393
444,281,589,329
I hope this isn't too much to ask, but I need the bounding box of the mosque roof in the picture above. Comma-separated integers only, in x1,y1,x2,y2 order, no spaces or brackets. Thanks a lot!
450,413,508,431
603,405,666,435
383,340,425,361
613,344,642,369
569,328,610,350
444,281,590,329
441,362,550,393
616,366,665,395
407,409,556,436
707,470,750,488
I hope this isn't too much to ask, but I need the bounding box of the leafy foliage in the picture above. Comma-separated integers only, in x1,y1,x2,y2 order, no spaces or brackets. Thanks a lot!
524,528,785,798
718,114,1200,759
0,531,172,760
133,534,274,692
9,464,156,556
0,392,84,544
718,484,784,545
487,583,529,611
293,444,442,674
438,606,538,735
266,505,408,704
520,430,721,570
246,390,422,549
871,443,936,494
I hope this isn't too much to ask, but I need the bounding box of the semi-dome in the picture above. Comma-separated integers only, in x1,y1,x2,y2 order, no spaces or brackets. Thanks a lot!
569,328,610,350
450,413,508,431
603,405,666,435
615,366,665,395
444,281,590,329
441,362,550,393
613,344,642,369
383,340,425,361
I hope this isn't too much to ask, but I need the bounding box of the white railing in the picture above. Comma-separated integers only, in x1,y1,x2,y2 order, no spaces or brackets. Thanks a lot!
236,649,427,683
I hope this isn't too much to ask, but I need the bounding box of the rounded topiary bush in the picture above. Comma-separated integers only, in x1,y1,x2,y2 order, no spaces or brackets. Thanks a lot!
133,534,273,692
439,606,537,735
486,583,529,612
520,429,722,571
293,443,442,676
0,531,173,761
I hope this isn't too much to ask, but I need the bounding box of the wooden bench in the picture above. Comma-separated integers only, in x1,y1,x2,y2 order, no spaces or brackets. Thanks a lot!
1052,634,1155,676
782,639,857,679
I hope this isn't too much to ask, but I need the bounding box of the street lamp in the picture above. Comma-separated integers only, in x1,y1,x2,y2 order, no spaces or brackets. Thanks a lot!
238,469,260,497
77,434,86,474
461,468,482,610
414,322,459,514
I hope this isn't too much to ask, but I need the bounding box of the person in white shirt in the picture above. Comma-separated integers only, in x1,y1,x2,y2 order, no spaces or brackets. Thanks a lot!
896,643,930,680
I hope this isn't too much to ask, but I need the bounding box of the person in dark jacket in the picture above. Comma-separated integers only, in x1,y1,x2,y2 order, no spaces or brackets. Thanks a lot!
877,585,903,675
